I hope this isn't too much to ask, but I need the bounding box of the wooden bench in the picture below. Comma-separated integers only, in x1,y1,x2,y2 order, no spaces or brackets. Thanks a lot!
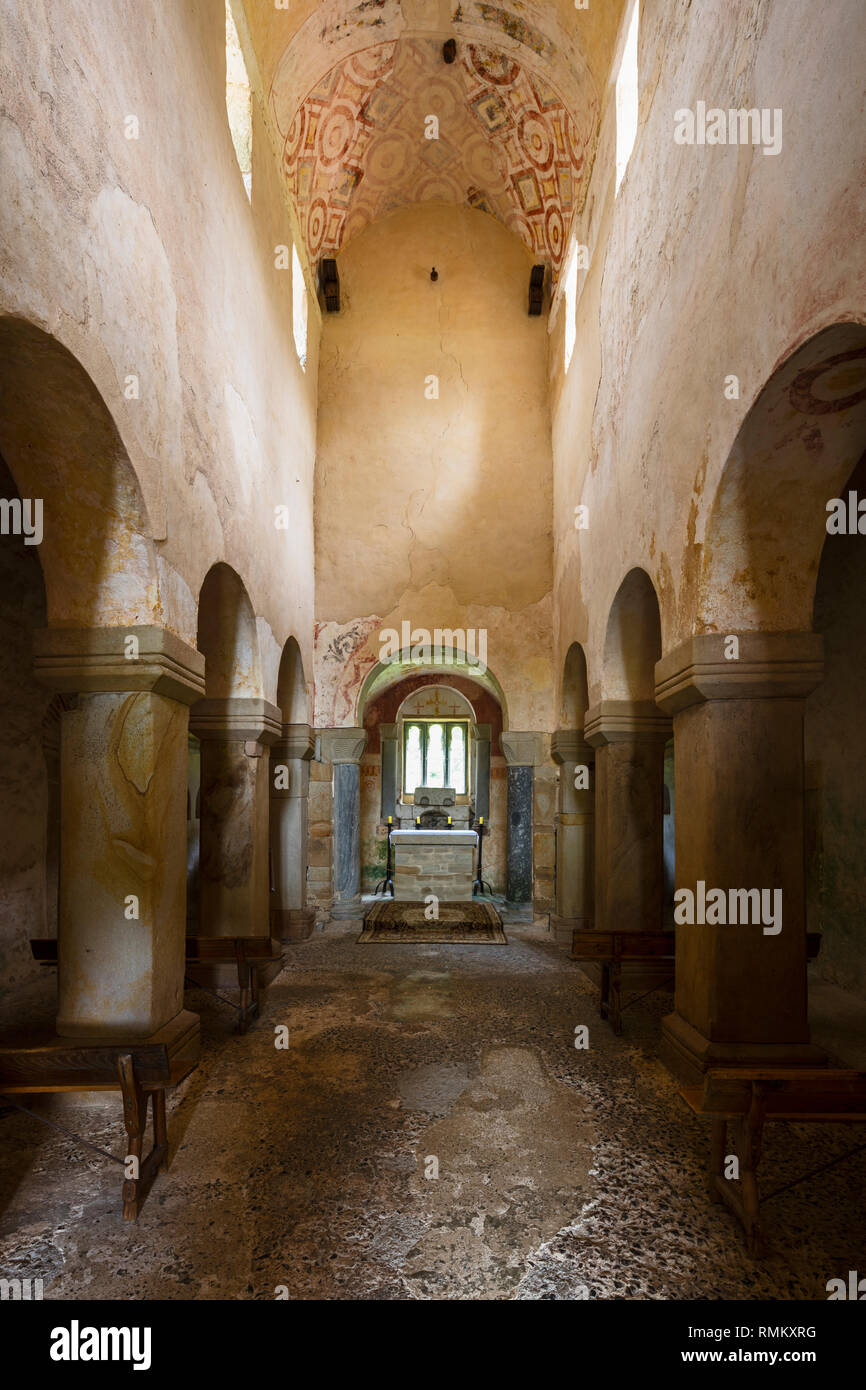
32,935,283,1034
680,1067,866,1255
0,1010,200,1221
570,930,674,1035
571,930,823,1036
184,935,283,1033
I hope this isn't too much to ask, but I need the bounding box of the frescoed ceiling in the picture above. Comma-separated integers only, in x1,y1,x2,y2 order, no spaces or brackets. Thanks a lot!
251,1,616,286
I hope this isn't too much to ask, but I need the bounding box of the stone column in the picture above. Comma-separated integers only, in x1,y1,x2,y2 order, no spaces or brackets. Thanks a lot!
501,732,542,912
380,722,399,822
320,728,367,920
655,632,826,1079
189,697,281,939
550,729,595,944
270,722,315,941
33,627,205,1038
473,723,491,822
584,701,671,935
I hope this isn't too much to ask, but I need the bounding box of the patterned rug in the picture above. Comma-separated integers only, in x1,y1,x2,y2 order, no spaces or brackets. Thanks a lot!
358,899,506,943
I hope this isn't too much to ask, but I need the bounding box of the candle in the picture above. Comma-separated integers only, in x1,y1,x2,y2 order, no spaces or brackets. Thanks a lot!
447,816,452,826
479,816,484,826
387,815,392,825
416,816,420,827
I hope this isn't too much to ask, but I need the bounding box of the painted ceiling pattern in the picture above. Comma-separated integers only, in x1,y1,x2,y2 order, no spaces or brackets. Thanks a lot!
280,36,595,281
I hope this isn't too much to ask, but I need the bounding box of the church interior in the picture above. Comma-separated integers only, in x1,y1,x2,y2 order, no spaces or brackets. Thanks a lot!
1,0,865,1307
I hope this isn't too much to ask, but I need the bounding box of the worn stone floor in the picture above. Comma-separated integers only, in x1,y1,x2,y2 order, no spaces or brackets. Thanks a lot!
0,923,863,1301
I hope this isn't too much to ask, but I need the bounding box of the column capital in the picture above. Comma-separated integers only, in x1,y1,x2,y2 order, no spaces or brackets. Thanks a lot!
584,700,671,746
320,727,367,764
274,723,315,761
550,728,594,765
189,697,281,744
379,723,399,741
654,632,824,715
501,731,544,767
33,626,205,706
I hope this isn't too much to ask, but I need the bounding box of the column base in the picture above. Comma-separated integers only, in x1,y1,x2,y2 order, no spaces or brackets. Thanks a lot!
660,1011,827,1085
550,913,591,945
272,906,317,942
330,895,363,921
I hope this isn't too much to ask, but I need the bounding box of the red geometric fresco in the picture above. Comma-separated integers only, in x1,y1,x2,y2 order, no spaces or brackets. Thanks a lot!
279,37,595,285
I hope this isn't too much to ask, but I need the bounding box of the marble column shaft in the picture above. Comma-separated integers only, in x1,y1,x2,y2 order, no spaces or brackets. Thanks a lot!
501,733,543,907
33,626,205,1038
320,728,367,919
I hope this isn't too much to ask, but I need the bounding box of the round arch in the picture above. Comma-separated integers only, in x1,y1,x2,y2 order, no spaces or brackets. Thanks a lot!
0,315,157,626
698,320,866,634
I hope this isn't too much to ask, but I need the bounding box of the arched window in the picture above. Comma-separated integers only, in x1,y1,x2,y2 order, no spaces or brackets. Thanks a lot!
615,0,639,196
402,720,470,795
225,2,252,200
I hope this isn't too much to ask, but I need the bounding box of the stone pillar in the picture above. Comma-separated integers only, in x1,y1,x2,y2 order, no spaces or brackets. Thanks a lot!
501,732,542,912
380,722,399,822
473,723,491,822
655,632,826,1079
550,729,595,944
33,627,205,1038
270,722,315,941
320,728,367,920
189,697,281,939
584,701,671,935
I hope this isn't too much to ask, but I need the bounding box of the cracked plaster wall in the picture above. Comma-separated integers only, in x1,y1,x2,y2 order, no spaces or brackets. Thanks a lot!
549,0,866,706
315,202,555,732
0,0,318,703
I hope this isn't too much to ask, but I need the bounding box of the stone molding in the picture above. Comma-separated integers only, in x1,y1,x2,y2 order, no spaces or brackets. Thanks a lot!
584,700,671,746
500,731,544,766
189,697,281,745
654,632,824,715
273,722,315,761
33,626,206,706
319,727,367,764
550,728,594,765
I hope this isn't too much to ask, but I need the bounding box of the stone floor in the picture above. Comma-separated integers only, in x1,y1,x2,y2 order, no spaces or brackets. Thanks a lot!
1,922,864,1301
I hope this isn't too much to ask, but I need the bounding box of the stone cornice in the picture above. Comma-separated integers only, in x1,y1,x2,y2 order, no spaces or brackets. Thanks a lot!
320,727,367,764
550,728,593,765
33,626,206,706
189,697,281,744
654,633,824,714
584,701,672,747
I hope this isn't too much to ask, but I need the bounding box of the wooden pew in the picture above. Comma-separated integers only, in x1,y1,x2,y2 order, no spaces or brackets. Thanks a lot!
184,935,283,1033
570,930,674,1035
31,935,284,1034
680,1067,866,1255
0,1010,200,1221
570,930,823,1037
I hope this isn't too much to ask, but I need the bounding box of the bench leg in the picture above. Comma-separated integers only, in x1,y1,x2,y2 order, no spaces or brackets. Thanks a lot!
610,961,623,1036
153,1088,169,1172
600,962,611,1021
709,1117,725,1202
118,1056,167,1221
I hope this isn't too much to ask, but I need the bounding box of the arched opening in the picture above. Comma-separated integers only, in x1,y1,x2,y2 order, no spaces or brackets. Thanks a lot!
192,564,272,939
661,324,866,1076
0,318,181,1037
359,671,505,897
588,568,670,936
